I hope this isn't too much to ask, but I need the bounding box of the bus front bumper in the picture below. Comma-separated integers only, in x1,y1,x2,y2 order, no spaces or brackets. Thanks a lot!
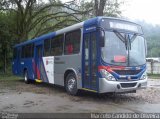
99,78,147,93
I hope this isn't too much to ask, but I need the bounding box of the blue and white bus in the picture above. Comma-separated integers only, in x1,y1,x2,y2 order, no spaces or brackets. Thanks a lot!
12,17,147,95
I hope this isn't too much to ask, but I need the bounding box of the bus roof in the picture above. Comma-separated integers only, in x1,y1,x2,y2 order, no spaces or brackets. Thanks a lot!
14,16,141,48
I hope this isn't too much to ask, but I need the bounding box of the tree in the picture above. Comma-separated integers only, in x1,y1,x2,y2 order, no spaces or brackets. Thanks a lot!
0,12,16,73
1,0,92,42
79,0,122,18
137,20,160,57
94,0,107,16
0,0,122,42
0,0,123,73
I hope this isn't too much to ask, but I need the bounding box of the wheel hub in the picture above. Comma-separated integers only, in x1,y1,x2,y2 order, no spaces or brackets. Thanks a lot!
24,73,27,81
68,78,75,91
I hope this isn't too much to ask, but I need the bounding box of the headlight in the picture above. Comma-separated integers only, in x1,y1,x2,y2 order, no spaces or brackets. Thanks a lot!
99,69,116,81
140,71,147,80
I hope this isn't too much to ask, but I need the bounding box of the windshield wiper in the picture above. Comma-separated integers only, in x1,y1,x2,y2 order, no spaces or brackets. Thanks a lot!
129,33,138,50
113,30,138,50
130,33,138,43
113,30,128,50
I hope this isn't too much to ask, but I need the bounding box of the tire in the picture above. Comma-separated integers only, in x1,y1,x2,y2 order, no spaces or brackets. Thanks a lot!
24,70,30,84
65,73,78,95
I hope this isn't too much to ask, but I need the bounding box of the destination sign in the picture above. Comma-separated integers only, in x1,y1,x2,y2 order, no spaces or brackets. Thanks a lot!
100,18,143,34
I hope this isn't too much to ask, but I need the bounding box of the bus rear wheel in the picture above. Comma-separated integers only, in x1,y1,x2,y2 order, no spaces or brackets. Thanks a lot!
24,70,30,84
65,73,78,95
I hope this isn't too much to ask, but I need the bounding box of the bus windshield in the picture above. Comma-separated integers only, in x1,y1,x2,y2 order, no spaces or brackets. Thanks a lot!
101,31,146,66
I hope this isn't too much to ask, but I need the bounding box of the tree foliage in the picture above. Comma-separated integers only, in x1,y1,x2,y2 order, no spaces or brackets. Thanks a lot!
1,0,92,42
0,0,123,73
136,20,160,57
79,0,122,19
0,12,16,73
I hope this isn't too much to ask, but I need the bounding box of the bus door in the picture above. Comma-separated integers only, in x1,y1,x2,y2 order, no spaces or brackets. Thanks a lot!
35,45,43,79
82,32,98,91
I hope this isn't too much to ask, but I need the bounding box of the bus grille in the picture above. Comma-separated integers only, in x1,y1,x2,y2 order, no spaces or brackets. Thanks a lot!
113,70,141,75
120,83,137,88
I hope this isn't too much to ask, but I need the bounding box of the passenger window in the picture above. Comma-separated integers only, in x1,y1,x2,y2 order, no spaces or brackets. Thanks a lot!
44,39,51,56
21,43,34,58
25,45,30,57
51,35,64,56
21,46,25,58
64,29,81,55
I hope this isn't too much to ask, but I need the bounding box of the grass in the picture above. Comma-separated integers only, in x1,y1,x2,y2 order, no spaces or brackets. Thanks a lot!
0,74,20,80
0,74,22,90
148,73,160,79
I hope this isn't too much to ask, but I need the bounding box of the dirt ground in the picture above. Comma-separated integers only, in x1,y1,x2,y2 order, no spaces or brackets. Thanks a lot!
0,77,160,113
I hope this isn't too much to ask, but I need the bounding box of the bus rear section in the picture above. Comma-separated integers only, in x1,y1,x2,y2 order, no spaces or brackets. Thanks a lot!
12,43,35,82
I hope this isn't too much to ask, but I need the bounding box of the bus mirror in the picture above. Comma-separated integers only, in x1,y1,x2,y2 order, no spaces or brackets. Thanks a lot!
100,30,105,47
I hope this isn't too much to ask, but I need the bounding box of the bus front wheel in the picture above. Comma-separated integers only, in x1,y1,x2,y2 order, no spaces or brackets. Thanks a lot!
24,70,30,84
65,73,78,95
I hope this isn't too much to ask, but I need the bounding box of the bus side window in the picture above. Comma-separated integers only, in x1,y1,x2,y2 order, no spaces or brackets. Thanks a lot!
64,29,81,55
67,44,73,54
26,44,34,58
44,39,51,56
21,46,25,58
51,35,63,56
21,43,34,58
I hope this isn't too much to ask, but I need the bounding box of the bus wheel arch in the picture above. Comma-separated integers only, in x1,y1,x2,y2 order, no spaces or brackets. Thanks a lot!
64,69,78,95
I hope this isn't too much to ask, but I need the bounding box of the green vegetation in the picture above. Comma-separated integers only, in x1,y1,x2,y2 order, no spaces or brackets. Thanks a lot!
0,74,20,80
0,0,122,74
0,0,159,75
0,74,21,90
136,21,160,57
148,73,160,79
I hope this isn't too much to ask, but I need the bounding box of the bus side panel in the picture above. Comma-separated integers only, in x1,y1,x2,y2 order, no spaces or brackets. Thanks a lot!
54,54,82,89
40,56,54,84
20,58,35,80
12,58,19,76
